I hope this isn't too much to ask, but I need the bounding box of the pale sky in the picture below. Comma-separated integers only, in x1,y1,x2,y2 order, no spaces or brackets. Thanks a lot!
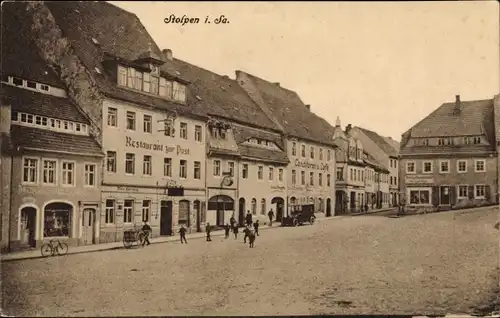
111,1,499,142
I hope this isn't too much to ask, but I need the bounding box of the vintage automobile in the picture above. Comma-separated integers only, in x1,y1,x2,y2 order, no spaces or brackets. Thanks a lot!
281,203,316,227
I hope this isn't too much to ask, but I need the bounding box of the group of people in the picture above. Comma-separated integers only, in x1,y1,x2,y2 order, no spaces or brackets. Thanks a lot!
141,208,278,249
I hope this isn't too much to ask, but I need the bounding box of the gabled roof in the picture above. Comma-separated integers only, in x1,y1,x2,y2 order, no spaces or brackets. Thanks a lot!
2,85,88,123
405,98,494,139
236,71,336,147
1,2,63,87
11,125,103,157
355,126,399,157
364,151,389,173
44,1,205,119
382,136,400,153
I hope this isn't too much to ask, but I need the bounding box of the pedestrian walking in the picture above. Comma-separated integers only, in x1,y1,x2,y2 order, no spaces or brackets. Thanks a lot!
267,209,274,226
230,214,236,228
244,224,253,243
246,210,253,227
179,224,187,244
141,221,152,246
233,225,239,239
224,223,230,239
248,228,256,248
206,223,212,242
253,220,260,236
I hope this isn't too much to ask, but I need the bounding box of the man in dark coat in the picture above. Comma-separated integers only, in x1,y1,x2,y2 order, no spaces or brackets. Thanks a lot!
245,211,253,227
206,223,212,242
253,220,260,236
141,222,152,246
179,224,187,244
267,209,274,226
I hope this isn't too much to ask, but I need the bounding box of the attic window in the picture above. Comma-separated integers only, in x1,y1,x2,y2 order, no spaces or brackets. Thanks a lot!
12,77,23,86
26,81,37,89
39,84,49,91
195,95,202,101
91,37,100,45
94,67,102,74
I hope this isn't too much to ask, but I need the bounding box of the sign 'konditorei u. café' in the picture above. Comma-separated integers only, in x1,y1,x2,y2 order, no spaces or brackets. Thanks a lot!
294,159,330,171
125,136,191,155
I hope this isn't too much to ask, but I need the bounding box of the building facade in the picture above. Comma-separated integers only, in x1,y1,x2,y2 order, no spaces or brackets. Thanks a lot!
236,71,336,217
400,95,498,210
349,126,400,207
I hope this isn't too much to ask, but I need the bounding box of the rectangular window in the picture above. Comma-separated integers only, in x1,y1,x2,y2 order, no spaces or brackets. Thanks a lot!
291,170,296,185
123,200,134,224
301,171,305,185
228,162,235,177
457,160,467,173
164,120,173,137
26,114,33,124
242,164,248,179
475,160,486,172
194,161,201,179
409,190,430,205
179,160,187,178
301,145,306,157
318,173,323,186
126,111,136,130
10,111,18,122
159,77,166,96
42,159,56,185
258,166,263,180
143,155,152,175
42,117,48,126
327,174,331,187
406,162,416,174
310,146,315,159
105,199,115,224
194,125,202,142
423,161,432,173
142,200,151,222
127,67,135,89
165,80,173,98
61,161,74,186
475,185,486,198
151,76,159,95
292,142,297,156
327,150,331,161
278,168,283,182
336,167,343,181
35,115,42,125
134,71,143,90
173,81,186,102
125,153,135,174
213,160,221,176
164,158,172,177
107,151,117,173
458,185,468,198
319,148,323,160
309,172,314,186
180,122,188,139
143,72,150,93
143,115,152,133
268,167,274,181
439,160,450,173
118,66,128,86
84,164,96,186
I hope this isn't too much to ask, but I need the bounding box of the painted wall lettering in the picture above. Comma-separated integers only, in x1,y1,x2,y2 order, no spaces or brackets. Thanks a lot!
125,136,191,155
294,159,329,171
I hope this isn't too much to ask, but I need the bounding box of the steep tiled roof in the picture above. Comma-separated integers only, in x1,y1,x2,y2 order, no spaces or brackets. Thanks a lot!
2,85,88,123
236,71,336,147
11,125,103,156
407,98,494,139
232,125,284,150
232,124,288,163
238,145,289,165
44,1,205,119
382,136,400,153
363,151,389,173
172,60,280,131
1,2,63,87
355,127,399,157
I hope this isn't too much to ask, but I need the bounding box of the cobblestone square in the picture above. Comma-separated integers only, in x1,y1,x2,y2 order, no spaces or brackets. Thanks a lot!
2,207,499,316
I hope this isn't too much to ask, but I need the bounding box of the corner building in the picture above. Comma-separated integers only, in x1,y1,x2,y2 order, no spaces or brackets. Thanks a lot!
400,95,498,210
236,71,337,217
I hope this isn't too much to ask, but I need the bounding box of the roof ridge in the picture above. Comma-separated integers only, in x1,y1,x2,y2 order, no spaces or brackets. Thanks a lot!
442,97,493,105
174,57,234,81
236,70,297,95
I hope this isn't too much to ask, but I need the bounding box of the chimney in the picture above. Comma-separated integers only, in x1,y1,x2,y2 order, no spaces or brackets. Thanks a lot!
335,116,341,127
305,104,310,111
0,104,12,134
162,49,173,61
274,82,280,87
454,94,461,113
345,124,352,134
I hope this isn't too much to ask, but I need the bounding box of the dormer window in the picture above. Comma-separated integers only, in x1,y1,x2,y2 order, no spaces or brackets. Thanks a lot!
13,111,88,135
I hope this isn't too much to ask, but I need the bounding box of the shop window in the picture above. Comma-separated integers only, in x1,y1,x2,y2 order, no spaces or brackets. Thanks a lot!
43,202,72,237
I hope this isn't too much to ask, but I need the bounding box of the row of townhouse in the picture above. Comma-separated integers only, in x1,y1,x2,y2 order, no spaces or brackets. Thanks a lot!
1,1,351,252
399,94,500,211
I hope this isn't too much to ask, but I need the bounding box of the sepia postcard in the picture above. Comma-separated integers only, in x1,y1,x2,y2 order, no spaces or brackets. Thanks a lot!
1,1,499,317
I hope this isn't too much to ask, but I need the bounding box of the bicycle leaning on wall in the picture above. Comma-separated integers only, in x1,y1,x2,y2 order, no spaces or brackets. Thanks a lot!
40,239,69,257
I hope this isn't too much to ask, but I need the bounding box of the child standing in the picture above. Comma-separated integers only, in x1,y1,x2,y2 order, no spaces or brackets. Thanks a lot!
233,224,239,239
253,220,260,236
224,223,230,239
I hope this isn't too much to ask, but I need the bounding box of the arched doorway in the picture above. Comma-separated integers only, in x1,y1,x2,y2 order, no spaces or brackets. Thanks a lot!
208,195,234,226
20,206,37,248
238,198,245,226
271,197,284,222
43,202,73,238
326,198,332,217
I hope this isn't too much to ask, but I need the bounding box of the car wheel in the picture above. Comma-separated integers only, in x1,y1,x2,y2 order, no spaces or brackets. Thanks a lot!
293,218,299,227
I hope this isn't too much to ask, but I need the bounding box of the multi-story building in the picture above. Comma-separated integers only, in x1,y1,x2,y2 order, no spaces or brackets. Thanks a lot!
173,60,288,227
24,1,210,241
400,95,498,210
236,71,337,217
364,151,390,210
1,4,103,251
349,126,400,207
